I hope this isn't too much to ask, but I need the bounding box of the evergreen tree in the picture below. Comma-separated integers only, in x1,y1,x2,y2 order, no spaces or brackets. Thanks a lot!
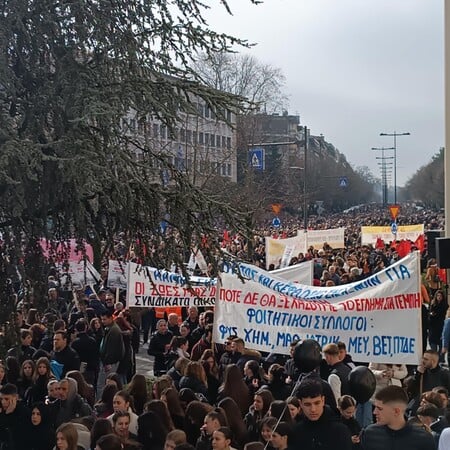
0,0,259,353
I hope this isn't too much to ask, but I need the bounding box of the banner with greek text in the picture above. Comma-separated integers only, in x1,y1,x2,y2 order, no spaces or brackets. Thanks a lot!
126,260,313,308
126,262,217,308
301,228,346,250
108,260,128,290
265,235,307,270
361,225,424,246
59,261,101,288
213,252,421,364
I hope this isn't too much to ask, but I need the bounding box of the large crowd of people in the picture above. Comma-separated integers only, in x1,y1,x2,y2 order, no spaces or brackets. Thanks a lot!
0,204,448,450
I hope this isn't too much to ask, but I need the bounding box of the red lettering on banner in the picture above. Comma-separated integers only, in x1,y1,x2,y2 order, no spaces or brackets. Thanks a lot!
219,288,241,303
135,282,145,295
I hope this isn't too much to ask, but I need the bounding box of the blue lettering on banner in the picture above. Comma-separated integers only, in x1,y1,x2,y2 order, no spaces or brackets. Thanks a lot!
245,308,367,331
385,265,410,281
348,336,370,354
373,336,415,356
153,270,186,285
304,334,340,347
244,328,270,346
276,332,302,347
218,324,238,339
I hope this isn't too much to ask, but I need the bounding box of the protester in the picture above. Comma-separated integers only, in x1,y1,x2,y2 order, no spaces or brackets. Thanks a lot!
360,386,435,450
288,379,352,450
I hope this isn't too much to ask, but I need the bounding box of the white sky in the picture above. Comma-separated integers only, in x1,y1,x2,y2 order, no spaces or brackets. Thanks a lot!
204,0,444,186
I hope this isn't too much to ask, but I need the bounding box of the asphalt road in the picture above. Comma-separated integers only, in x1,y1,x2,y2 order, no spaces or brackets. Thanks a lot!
135,341,155,378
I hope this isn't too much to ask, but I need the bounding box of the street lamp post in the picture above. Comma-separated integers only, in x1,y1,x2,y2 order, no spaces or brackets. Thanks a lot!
379,132,410,204
303,126,308,232
371,147,394,205
290,125,308,232
376,157,394,204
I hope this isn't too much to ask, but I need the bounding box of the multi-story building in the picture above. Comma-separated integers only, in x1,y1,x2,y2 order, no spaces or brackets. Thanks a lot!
122,98,237,185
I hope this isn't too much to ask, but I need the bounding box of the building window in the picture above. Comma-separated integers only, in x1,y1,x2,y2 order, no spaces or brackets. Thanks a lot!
210,134,215,147
160,124,166,139
227,163,232,176
171,127,178,141
138,119,146,135
197,103,203,117
199,132,204,145
226,137,231,149
180,128,185,142
204,133,209,146
227,110,232,122
222,136,226,148
216,135,221,148
204,105,210,118
186,130,192,143
153,123,159,138
192,131,198,144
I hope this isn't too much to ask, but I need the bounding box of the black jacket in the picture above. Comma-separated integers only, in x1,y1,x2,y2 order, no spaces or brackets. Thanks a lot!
0,401,32,450
179,376,208,398
71,332,99,371
100,322,125,365
51,345,80,377
288,406,352,450
6,345,37,365
147,330,173,374
360,422,435,450
293,371,337,410
51,395,93,428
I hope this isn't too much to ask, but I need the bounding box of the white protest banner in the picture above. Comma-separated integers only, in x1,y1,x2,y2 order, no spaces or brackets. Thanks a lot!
108,260,128,290
302,228,345,249
271,260,313,285
280,245,295,269
361,225,424,246
265,235,307,270
213,252,421,364
126,262,216,308
60,261,100,287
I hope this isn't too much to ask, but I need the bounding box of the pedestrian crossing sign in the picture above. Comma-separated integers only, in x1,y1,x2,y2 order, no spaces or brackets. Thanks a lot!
248,148,265,171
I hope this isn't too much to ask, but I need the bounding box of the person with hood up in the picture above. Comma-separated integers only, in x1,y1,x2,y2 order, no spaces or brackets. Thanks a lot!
51,377,92,428
29,402,56,450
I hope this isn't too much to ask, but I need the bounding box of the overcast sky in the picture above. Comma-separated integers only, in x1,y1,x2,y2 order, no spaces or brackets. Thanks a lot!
204,0,444,186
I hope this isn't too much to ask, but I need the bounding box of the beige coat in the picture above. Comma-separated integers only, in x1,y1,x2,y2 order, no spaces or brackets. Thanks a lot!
368,363,407,395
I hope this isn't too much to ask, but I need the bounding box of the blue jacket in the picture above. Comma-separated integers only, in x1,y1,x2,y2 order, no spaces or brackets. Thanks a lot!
442,318,450,349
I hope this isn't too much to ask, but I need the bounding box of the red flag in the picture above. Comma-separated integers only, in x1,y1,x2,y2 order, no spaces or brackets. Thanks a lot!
414,234,425,253
397,240,412,258
223,229,230,246
375,237,385,250
439,268,447,283
390,240,397,251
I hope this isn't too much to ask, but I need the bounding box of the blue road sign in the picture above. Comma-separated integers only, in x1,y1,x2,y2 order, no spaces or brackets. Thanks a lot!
249,148,265,171
339,176,349,188
272,217,281,228
391,221,398,235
